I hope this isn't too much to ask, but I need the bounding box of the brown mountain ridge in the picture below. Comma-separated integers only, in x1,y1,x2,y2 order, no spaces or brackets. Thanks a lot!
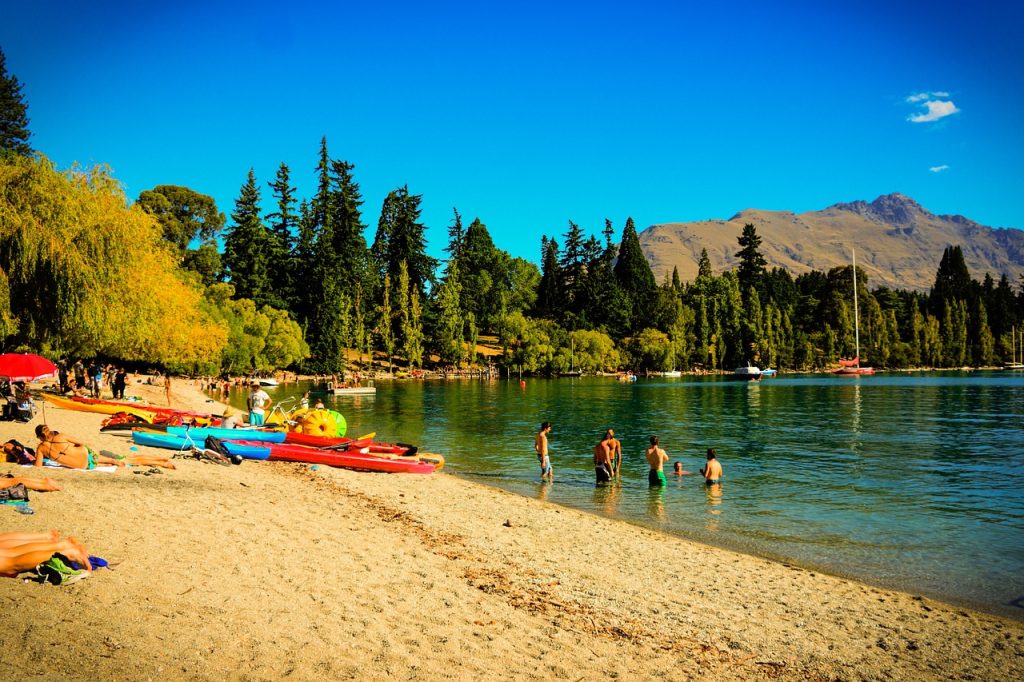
638,193,1024,291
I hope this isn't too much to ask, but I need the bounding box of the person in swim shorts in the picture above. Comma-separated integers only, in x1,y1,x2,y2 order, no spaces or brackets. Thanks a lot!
594,432,613,484
605,428,622,478
646,435,668,486
535,422,553,481
700,448,723,483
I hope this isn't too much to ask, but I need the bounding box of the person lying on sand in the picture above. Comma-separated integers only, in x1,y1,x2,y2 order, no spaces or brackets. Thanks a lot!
0,530,92,577
1,474,62,492
35,425,175,470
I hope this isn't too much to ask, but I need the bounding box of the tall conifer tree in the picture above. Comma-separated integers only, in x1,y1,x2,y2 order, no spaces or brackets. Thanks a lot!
613,217,657,332
222,169,273,306
0,48,31,156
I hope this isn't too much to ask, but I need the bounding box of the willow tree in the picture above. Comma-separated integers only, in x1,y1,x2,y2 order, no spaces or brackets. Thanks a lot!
0,154,226,364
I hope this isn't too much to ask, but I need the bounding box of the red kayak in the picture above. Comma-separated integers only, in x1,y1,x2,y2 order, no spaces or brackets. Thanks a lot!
228,440,436,474
285,431,413,456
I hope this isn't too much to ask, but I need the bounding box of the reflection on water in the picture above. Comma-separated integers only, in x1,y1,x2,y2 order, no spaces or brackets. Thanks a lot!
227,372,1024,618
647,486,667,523
704,482,723,531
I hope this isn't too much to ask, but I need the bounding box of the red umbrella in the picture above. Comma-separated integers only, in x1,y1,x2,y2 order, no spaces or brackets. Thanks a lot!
0,353,59,382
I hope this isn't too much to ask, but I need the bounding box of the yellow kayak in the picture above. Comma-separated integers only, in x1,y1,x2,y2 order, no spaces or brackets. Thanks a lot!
41,393,157,422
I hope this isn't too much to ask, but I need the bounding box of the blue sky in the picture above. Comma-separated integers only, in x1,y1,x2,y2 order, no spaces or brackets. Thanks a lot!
2,0,1022,263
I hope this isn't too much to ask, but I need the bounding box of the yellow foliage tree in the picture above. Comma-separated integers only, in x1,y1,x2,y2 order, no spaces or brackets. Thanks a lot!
0,154,227,364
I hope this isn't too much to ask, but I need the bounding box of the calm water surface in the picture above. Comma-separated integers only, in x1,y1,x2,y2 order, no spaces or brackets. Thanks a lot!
225,371,1024,618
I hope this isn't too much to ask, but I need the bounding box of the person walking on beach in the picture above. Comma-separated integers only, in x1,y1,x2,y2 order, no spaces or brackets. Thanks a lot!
247,382,272,426
606,428,623,478
164,374,172,407
594,432,613,484
535,422,553,481
646,436,669,486
73,360,85,394
700,448,723,483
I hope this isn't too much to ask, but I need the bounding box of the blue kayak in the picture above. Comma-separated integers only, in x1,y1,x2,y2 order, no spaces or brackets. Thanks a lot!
166,425,286,443
131,430,271,460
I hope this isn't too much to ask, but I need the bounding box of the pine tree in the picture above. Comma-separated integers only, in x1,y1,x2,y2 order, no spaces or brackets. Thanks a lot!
378,274,394,373
397,260,413,364
328,158,367,286
559,220,586,317
371,186,436,298
535,236,561,318
408,288,424,368
929,245,972,315
265,162,297,309
222,169,273,306
613,217,657,333
736,223,767,297
293,199,315,324
434,261,465,366
445,208,465,261
0,48,31,156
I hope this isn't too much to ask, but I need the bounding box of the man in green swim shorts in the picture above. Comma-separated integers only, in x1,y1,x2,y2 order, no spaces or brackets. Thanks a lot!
646,435,668,486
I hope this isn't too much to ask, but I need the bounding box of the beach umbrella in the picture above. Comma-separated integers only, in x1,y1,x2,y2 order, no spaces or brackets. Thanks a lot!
0,353,59,382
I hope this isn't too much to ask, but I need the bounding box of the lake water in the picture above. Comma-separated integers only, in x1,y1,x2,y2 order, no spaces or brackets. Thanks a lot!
221,371,1024,618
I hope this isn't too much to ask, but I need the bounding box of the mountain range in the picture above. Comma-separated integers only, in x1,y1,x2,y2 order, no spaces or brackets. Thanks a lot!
637,193,1024,291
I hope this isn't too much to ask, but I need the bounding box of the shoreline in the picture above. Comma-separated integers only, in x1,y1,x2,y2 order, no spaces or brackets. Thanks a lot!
453,470,1023,623
2,380,1022,679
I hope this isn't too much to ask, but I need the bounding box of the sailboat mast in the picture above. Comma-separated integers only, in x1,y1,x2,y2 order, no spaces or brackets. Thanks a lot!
852,248,860,363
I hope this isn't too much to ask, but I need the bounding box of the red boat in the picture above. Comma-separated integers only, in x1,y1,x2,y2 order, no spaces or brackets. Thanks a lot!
228,440,437,474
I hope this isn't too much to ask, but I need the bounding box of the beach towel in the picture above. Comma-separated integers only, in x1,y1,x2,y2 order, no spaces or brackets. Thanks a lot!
21,462,119,473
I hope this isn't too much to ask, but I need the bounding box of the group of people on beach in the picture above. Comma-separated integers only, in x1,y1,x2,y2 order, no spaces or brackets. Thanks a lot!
56,359,130,401
535,422,723,486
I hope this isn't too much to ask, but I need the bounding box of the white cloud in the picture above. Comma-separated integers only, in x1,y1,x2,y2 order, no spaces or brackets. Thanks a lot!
932,91,949,97
908,99,960,123
906,92,929,102
929,164,950,173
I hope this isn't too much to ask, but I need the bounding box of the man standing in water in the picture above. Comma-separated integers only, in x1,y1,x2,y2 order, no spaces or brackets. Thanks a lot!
594,432,613,484
535,422,553,482
700,448,723,483
646,436,668,486
605,429,623,478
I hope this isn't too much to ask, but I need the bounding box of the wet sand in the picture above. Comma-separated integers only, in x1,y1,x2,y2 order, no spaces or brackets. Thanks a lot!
1,378,1022,680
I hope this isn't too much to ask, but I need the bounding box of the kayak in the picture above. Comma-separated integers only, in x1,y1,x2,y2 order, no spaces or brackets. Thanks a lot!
42,393,157,421
166,425,286,443
131,430,271,459
228,440,436,473
70,396,215,421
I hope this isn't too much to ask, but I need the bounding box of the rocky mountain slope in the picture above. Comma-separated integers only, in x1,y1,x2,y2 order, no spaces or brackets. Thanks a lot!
638,193,1024,291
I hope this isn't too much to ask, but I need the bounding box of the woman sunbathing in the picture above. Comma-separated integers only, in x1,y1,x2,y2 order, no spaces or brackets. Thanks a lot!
34,425,175,470
0,530,92,577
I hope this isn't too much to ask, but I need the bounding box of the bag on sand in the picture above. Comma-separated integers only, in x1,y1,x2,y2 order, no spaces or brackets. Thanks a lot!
0,483,29,502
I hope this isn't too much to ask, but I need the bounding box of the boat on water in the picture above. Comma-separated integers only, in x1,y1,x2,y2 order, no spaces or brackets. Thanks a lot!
759,368,778,377
660,370,682,378
258,378,279,387
834,248,875,376
733,362,762,381
312,380,376,395
1005,326,1024,370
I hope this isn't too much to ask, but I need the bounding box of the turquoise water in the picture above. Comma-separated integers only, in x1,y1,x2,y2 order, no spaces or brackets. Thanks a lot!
221,372,1024,618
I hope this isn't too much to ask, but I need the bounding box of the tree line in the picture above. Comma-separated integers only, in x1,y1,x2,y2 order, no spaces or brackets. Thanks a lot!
3,47,1024,374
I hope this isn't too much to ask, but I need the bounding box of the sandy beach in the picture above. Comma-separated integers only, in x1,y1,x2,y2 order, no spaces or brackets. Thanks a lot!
1,379,1022,681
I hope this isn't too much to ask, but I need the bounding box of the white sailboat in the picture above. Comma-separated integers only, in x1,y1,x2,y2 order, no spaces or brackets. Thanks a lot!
1006,326,1024,370
834,248,875,375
